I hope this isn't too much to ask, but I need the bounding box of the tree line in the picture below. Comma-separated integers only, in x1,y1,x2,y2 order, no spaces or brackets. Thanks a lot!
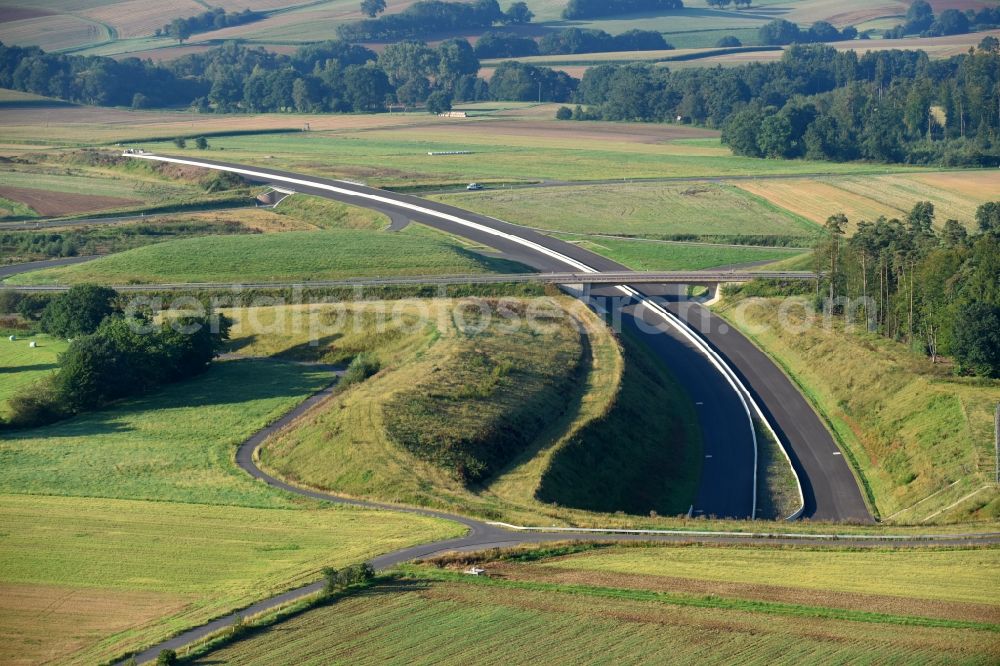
814,202,1000,378
471,27,671,59
567,44,1000,167
562,0,683,20
0,37,579,113
705,0,752,7
757,19,858,46
156,8,263,43
2,286,229,428
884,0,1000,39
4,37,999,166
337,0,520,42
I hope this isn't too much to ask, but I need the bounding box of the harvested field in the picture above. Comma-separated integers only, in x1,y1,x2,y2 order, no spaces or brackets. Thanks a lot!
0,185,139,217
666,30,1000,70
734,171,1000,232
0,493,461,665
186,571,1000,665
81,0,204,40
0,97,442,145
410,118,720,144
0,582,190,666
0,14,111,52
494,563,999,624
0,7,54,23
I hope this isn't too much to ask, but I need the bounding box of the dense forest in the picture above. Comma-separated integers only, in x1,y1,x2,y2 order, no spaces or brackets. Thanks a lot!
811,202,1000,378
562,0,683,20
570,43,1000,166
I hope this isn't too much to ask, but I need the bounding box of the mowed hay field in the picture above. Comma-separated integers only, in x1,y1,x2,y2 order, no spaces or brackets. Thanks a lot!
6,226,527,285
0,356,463,664
0,334,67,417
717,298,1000,523
114,124,923,190
187,543,1000,666
0,495,461,666
734,171,1000,232
434,182,820,240
556,236,806,271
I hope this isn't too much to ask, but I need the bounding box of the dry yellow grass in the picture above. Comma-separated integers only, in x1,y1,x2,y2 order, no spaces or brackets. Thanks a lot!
0,103,442,146
0,583,190,666
734,171,1000,232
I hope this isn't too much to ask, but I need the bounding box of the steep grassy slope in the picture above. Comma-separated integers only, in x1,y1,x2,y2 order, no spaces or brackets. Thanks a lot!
716,297,1000,523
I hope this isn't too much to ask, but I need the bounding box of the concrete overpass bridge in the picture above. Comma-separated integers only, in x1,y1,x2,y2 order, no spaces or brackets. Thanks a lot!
3,270,819,293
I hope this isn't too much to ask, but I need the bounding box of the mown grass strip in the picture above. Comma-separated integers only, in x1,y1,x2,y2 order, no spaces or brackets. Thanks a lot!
402,567,1000,633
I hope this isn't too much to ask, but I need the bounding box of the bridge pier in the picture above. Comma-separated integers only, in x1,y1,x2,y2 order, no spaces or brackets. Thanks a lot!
558,282,592,305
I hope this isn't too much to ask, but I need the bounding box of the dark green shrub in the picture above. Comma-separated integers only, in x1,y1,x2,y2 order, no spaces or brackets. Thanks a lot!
40,285,119,338
341,352,380,385
156,648,178,665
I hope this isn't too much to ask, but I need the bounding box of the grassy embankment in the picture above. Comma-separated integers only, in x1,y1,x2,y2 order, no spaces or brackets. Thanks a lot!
0,150,258,222
6,225,527,285
0,357,464,665
716,297,1000,523
180,543,1000,665
239,297,700,522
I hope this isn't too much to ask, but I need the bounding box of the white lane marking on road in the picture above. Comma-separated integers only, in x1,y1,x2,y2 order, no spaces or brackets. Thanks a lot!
833,452,842,455
131,153,809,520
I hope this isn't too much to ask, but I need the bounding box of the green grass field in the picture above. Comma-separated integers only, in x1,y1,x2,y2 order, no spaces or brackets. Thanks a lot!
182,541,1000,666
433,182,821,240
6,226,527,285
558,236,807,270
0,333,67,417
0,359,333,507
142,131,927,189
0,351,465,665
717,297,1000,523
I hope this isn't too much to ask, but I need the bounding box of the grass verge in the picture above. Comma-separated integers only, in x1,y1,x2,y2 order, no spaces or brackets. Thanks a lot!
715,297,1000,523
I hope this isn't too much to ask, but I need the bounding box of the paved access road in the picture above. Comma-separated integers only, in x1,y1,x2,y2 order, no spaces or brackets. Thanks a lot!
129,153,870,523
117,380,999,665
0,255,98,279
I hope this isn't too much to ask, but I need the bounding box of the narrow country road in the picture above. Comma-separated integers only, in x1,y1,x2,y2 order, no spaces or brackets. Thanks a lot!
118,370,999,665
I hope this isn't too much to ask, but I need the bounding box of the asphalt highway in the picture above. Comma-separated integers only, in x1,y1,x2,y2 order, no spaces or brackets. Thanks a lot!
128,153,871,522
0,255,98,278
